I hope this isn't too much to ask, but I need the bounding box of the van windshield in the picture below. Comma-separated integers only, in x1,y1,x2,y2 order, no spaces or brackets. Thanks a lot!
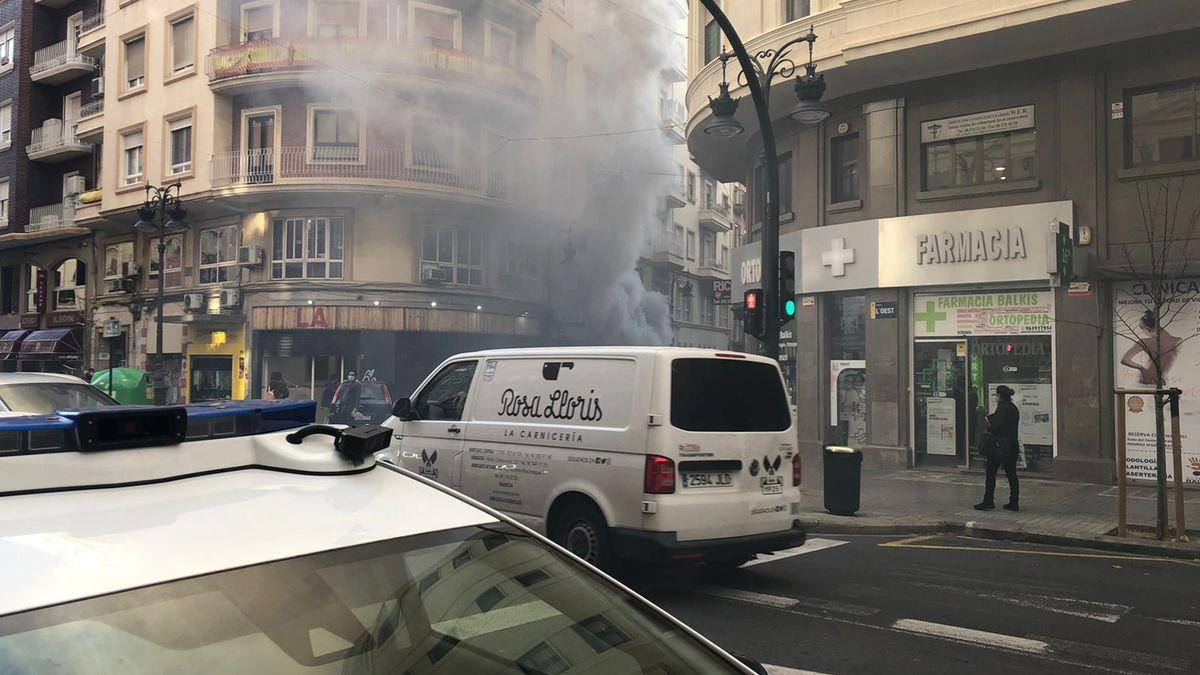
670,358,791,432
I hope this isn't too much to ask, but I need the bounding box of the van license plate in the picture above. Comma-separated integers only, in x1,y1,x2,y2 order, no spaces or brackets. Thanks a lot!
682,472,732,488
760,476,783,495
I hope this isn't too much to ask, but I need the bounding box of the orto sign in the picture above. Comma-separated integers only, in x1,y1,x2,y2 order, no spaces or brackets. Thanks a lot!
740,258,761,286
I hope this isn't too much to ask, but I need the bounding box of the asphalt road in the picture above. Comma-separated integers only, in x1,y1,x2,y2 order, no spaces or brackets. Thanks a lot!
628,534,1200,674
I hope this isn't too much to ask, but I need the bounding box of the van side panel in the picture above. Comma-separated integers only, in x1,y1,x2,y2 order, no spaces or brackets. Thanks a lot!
461,355,651,531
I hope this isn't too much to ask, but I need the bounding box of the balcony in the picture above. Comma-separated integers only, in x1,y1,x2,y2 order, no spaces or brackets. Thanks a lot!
644,230,685,268
206,39,540,108
28,202,76,233
77,13,106,49
211,146,515,202
27,120,92,162
698,202,732,232
74,100,104,138
699,256,729,277
664,179,686,209
660,98,686,144
31,39,98,85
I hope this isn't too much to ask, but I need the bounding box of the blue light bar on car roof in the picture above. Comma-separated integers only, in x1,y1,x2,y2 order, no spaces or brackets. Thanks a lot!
0,400,316,455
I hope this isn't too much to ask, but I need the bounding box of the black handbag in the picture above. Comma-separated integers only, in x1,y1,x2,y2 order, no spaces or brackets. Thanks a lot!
978,432,1006,461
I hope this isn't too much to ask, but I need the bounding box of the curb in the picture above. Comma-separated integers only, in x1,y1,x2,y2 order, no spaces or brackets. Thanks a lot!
799,516,1200,561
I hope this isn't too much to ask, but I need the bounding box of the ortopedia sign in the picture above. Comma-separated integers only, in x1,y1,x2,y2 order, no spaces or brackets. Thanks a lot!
914,291,1053,338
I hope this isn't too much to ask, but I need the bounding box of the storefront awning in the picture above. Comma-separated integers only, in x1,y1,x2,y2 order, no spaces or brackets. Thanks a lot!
19,329,82,359
0,330,30,360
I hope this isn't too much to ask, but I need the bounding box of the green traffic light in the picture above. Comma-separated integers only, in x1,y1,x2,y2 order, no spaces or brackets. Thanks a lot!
784,299,796,317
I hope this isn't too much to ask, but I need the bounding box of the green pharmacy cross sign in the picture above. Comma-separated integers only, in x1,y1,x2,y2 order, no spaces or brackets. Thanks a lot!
916,301,947,333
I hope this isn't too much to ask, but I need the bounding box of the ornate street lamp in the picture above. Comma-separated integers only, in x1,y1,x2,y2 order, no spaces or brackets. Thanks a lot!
697,3,830,358
134,183,187,405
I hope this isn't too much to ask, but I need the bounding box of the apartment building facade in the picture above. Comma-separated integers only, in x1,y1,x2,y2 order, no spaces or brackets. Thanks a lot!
689,0,1200,484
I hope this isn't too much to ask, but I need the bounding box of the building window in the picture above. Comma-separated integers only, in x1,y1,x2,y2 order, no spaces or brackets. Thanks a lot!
242,2,275,41
310,108,360,162
148,235,184,287
686,231,696,260
170,14,195,74
25,264,42,313
104,242,133,280
1127,80,1199,167
701,295,715,326
486,22,517,66
412,3,461,50
411,115,454,169
550,46,569,105
0,28,14,69
701,232,716,264
52,260,86,311
422,226,482,286
784,0,811,22
313,0,361,37
0,265,17,315
831,133,860,202
168,116,193,175
271,216,344,279
756,154,793,221
122,130,144,186
702,178,716,209
924,129,1036,190
124,35,145,89
0,102,10,147
704,15,720,64
687,171,696,203
676,284,692,323
0,180,7,225
199,225,239,284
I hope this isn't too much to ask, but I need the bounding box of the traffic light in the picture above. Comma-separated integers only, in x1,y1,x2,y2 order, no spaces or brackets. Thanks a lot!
779,251,797,321
743,289,764,338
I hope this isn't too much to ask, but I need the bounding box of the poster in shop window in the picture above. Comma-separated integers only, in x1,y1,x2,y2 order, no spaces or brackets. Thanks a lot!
1112,281,1200,485
986,382,1053,446
914,291,1052,338
925,397,957,456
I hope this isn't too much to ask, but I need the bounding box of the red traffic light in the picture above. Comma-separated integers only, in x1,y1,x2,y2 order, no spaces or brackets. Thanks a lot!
745,290,759,310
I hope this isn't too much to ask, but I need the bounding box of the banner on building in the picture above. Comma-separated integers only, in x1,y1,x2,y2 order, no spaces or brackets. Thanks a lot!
914,291,1053,338
920,105,1035,143
1112,281,1200,485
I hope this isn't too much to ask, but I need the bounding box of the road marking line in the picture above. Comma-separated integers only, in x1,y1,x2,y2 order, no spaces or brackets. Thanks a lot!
1046,637,1192,671
905,580,1132,623
891,618,1049,654
745,538,848,567
764,665,833,675
880,536,1200,566
696,586,879,617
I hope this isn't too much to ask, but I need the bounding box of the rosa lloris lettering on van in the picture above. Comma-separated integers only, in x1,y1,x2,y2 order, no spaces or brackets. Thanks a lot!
498,388,604,422
917,227,1027,265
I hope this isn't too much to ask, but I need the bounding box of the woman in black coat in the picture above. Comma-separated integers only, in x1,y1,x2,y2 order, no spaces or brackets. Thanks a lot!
976,385,1020,511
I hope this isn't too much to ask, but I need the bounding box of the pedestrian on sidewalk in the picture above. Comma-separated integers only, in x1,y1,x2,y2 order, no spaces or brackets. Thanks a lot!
976,385,1020,512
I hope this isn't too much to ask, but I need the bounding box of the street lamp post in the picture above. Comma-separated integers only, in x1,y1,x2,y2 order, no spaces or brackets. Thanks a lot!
697,0,830,359
134,183,187,405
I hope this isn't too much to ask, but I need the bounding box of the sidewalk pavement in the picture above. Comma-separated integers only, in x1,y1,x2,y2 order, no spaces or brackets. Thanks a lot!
798,463,1200,559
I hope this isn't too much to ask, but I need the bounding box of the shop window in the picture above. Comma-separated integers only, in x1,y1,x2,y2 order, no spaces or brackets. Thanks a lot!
923,129,1036,190
148,235,184,287
1126,80,1199,167
52,259,86,311
312,0,361,37
0,265,17,315
272,217,344,280
310,108,360,162
421,225,481,286
104,242,133,280
412,3,461,50
828,294,867,448
198,225,238,284
831,133,860,203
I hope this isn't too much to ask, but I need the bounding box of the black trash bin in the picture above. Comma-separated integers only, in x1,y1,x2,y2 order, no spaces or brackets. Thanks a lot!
824,445,863,516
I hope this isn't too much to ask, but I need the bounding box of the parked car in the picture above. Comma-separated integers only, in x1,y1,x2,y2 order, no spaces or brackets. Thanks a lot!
384,347,806,570
0,372,118,413
0,401,764,673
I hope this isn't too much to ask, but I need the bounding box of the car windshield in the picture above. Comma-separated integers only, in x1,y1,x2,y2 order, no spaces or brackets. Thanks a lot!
0,383,117,414
0,523,739,673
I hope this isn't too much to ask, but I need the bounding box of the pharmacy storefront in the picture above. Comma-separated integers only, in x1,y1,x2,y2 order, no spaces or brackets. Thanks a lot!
799,201,1071,472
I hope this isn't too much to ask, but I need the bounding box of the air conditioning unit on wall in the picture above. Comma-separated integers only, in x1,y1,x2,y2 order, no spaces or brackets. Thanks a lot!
183,293,206,312
238,245,263,267
421,264,448,284
220,287,240,308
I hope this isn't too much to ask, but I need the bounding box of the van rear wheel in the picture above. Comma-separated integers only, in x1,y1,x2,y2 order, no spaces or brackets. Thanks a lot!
555,503,613,571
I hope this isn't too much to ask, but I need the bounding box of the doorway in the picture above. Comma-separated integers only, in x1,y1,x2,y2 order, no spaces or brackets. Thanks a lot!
243,111,276,184
190,355,233,401
914,340,968,466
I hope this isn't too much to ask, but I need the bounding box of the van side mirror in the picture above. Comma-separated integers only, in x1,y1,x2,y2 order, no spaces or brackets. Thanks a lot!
392,397,416,421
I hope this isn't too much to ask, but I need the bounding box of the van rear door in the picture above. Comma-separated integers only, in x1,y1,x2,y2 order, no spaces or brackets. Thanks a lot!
658,356,795,541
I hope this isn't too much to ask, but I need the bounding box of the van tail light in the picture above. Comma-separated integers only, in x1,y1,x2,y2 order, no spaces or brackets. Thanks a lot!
644,455,676,494
792,454,802,487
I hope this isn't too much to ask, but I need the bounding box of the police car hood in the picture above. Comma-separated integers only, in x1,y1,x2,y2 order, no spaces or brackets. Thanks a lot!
0,462,494,616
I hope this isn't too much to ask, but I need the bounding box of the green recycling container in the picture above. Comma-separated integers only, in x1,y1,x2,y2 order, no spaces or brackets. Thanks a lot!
91,367,153,405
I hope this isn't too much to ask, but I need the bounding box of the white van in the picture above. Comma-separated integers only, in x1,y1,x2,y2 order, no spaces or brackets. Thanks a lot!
384,347,805,569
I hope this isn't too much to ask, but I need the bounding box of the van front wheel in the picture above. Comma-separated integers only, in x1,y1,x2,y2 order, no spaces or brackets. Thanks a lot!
555,503,613,570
